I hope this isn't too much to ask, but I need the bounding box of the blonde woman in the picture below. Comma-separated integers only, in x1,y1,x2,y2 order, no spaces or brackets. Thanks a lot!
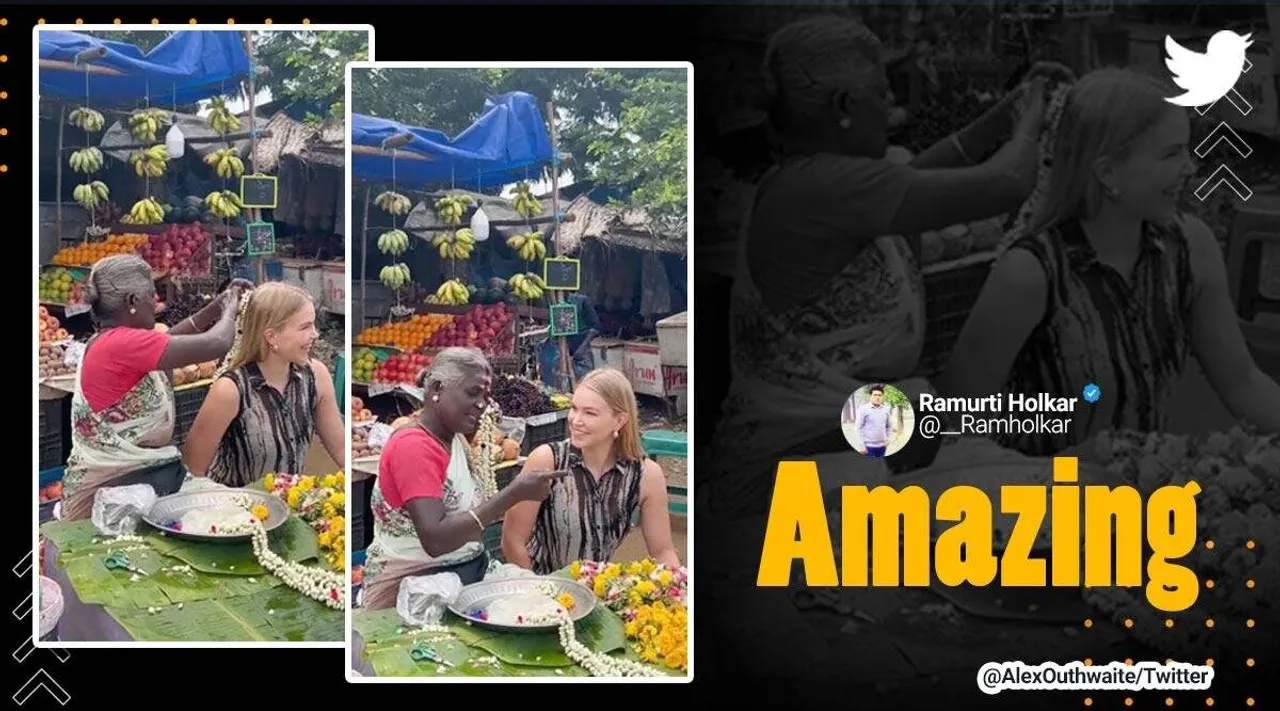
939,68,1280,456
502,368,681,574
182,282,345,487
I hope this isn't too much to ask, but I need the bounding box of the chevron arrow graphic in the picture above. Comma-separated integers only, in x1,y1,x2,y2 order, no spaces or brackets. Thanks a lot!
12,670,70,707
13,592,32,620
1196,58,1254,117
1195,164,1253,202
1195,121,1253,159
13,551,32,578
13,636,35,664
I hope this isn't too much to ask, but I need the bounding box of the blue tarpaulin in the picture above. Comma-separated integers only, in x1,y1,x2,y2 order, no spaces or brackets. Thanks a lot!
351,92,554,190
39,30,251,107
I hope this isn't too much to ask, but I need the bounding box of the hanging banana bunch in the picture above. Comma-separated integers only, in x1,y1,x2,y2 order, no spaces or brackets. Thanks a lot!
204,147,245,179
129,109,169,143
433,278,470,306
434,194,474,226
513,181,543,218
432,228,476,261
508,273,546,301
377,229,410,257
505,231,547,263
68,107,106,133
130,145,170,178
375,190,413,216
206,96,242,135
379,263,412,291
129,198,166,225
72,181,110,211
69,147,104,175
204,190,243,219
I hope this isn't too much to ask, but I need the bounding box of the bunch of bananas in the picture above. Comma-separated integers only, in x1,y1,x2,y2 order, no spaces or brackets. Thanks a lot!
72,181,110,211
129,109,168,143
69,107,106,133
129,197,166,225
377,229,410,256
513,181,543,218
69,147,104,174
434,278,470,306
509,272,546,301
130,145,170,178
204,190,243,219
506,231,547,262
375,190,413,216
204,148,245,179
379,263,412,290
433,228,476,260
434,194,474,226
206,97,242,135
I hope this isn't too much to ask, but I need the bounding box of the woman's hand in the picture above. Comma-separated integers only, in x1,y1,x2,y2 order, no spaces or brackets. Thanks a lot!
1012,77,1049,141
506,469,568,502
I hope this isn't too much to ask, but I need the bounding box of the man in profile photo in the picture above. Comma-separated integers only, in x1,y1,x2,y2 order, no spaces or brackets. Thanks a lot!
856,384,892,457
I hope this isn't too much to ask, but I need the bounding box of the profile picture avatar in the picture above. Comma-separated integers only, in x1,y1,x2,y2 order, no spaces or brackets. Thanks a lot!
841,383,915,458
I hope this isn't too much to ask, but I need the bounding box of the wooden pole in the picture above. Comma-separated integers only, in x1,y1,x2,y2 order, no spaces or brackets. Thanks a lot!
547,101,575,392
39,59,125,77
361,183,371,329
243,31,265,285
56,105,66,243
350,144,433,161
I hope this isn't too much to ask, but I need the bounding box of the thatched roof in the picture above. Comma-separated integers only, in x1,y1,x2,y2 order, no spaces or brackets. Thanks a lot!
402,191,686,256
253,111,345,171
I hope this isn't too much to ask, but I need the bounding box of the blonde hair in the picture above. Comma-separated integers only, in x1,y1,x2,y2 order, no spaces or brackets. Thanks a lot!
83,254,153,320
228,281,314,370
1028,68,1181,234
762,16,883,133
578,368,646,462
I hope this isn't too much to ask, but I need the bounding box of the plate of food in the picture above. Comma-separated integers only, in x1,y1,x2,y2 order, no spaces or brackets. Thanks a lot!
448,576,597,633
143,489,290,543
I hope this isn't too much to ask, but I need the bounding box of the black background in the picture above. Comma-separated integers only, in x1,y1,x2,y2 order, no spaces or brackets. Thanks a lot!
15,4,1276,710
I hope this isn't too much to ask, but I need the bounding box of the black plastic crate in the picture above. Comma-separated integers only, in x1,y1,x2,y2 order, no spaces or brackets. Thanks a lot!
171,384,210,445
38,399,69,471
519,413,568,455
351,476,375,551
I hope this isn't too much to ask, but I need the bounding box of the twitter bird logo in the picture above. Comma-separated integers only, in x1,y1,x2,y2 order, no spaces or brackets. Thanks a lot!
1165,30,1254,107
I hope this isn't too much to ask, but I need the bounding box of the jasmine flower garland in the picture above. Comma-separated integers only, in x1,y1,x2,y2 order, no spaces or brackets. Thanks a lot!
466,402,501,501
214,291,252,380
1003,81,1073,251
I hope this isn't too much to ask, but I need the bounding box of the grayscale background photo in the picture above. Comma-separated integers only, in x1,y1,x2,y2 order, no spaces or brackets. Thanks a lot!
692,3,1280,708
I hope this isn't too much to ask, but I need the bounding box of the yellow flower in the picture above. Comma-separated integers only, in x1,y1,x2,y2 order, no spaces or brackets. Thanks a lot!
569,561,582,579
657,570,673,587
327,492,345,509
556,592,577,611
286,488,301,509
634,606,651,624
664,647,687,671
635,580,657,598
250,503,269,522
624,621,638,637
263,474,275,491
626,561,644,576
321,474,339,490
593,577,608,597
297,476,315,492
628,590,643,608
318,530,333,547
332,471,345,488
640,559,656,575
329,516,345,533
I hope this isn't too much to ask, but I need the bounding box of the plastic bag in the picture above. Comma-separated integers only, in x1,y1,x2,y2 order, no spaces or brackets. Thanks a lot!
91,484,157,537
368,423,393,450
63,341,86,368
470,207,491,242
485,559,538,581
498,416,527,446
396,571,463,627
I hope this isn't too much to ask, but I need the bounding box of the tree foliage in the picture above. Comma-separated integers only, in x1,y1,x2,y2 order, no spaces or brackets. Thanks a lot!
351,67,688,238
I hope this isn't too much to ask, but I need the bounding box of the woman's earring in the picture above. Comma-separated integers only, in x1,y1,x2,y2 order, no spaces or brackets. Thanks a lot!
129,308,137,314
838,117,853,130
432,395,440,402
612,430,618,439
1105,185,1120,199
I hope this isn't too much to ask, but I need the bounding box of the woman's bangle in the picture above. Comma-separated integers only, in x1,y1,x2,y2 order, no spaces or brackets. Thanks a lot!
467,509,485,532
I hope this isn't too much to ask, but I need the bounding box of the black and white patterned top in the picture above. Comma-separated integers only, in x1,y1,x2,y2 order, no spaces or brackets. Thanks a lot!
207,362,318,488
525,440,645,575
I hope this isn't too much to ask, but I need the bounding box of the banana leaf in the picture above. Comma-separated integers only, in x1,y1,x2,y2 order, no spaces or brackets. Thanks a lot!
445,607,626,667
40,520,117,560
106,587,343,642
60,545,283,608
351,608,412,646
143,516,321,576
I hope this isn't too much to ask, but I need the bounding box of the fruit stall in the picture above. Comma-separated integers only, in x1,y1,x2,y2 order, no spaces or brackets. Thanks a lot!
36,29,353,526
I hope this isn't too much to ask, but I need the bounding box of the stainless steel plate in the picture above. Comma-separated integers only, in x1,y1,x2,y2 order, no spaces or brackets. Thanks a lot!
142,489,290,543
449,576,597,633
